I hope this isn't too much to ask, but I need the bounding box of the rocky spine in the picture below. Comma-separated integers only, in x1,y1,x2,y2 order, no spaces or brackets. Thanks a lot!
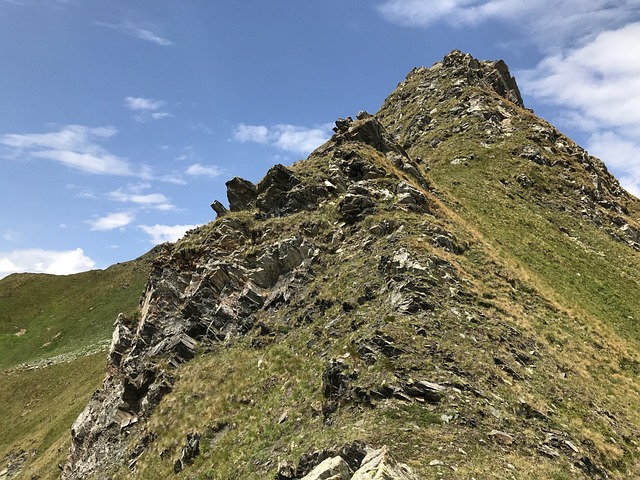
63,51,640,479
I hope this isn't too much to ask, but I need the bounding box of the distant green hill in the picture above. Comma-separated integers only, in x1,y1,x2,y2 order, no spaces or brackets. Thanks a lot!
0,255,152,370
0,252,152,479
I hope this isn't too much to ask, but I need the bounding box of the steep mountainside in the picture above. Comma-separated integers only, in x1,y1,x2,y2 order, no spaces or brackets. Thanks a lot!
0,254,152,480
61,51,640,479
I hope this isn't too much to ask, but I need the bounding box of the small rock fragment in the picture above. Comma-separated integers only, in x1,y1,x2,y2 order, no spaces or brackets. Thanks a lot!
299,456,350,480
488,430,514,444
210,200,228,217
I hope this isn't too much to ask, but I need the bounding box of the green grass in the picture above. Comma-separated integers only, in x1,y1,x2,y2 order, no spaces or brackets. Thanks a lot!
0,352,106,480
110,200,629,478
0,255,151,369
421,136,640,347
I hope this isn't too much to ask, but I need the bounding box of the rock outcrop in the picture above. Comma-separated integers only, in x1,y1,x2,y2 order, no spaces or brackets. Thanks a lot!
64,232,319,477
226,176,258,211
298,446,419,480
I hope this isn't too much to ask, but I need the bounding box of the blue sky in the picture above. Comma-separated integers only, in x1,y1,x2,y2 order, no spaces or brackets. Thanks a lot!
1,1,639,277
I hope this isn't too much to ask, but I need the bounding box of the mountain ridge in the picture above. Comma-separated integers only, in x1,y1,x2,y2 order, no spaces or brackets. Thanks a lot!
8,50,639,479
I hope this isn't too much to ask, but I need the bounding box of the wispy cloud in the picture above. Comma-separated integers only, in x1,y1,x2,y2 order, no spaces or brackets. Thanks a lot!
125,97,165,111
124,96,172,122
108,183,175,211
376,0,640,49
150,112,172,120
185,163,222,178
0,248,96,279
0,124,144,177
174,145,197,162
232,123,332,156
2,229,19,242
157,173,187,185
95,20,174,46
87,211,135,231
66,183,98,199
170,146,222,181
138,223,201,244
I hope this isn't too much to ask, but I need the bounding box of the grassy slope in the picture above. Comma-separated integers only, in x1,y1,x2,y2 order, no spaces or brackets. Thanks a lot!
109,131,640,478
0,353,106,480
380,80,640,474
0,254,151,478
0,257,151,370
414,116,640,345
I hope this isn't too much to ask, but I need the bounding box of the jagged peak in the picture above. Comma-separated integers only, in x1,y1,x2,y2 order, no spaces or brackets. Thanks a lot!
214,112,430,221
406,49,524,108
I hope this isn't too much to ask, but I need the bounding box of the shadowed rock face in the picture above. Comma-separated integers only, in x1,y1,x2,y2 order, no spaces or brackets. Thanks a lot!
63,50,640,479
226,176,258,211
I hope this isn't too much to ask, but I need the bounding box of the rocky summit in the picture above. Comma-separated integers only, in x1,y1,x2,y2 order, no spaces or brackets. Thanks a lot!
61,50,640,479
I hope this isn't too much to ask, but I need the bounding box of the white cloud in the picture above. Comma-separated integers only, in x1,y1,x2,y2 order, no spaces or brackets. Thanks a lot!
0,124,142,177
519,24,640,136
151,112,172,120
124,97,166,111
35,149,133,175
1,124,116,150
124,96,171,122
158,173,187,185
232,123,332,155
587,131,640,198
138,224,201,244
233,124,270,144
185,163,222,178
108,187,174,210
0,248,96,279
87,212,135,231
518,23,640,196
131,27,174,46
376,0,640,48
95,21,174,46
